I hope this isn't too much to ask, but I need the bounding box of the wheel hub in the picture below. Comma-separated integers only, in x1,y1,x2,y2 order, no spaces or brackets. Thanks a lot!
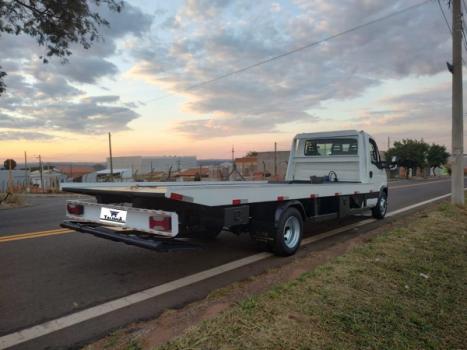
283,216,300,249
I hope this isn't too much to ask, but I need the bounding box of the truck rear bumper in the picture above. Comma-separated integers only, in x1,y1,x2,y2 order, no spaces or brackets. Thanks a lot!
66,200,179,238
61,221,201,252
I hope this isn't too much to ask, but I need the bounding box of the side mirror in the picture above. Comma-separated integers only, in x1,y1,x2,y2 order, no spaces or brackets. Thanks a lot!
378,156,399,170
388,156,399,170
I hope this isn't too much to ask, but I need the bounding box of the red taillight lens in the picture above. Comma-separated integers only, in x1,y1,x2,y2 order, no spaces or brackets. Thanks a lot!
67,203,84,215
149,214,172,231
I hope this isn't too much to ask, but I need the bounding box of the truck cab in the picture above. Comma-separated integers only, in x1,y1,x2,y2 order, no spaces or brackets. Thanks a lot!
286,130,386,184
285,130,387,207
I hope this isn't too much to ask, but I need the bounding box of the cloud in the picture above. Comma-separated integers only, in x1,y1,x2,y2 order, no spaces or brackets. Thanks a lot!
180,0,234,20
0,95,139,134
175,112,318,137
48,57,118,84
337,82,455,147
129,0,449,138
0,2,153,135
0,131,54,141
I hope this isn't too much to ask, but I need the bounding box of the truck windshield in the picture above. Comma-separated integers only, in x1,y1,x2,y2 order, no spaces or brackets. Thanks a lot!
304,138,358,156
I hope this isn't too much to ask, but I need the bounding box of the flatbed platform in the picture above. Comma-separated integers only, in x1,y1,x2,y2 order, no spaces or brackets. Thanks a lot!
62,180,378,207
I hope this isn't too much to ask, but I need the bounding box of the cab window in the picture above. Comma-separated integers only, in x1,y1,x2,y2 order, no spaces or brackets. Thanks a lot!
369,139,380,164
304,138,358,156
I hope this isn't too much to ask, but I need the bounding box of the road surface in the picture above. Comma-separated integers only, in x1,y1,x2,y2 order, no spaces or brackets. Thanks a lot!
0,177,465,349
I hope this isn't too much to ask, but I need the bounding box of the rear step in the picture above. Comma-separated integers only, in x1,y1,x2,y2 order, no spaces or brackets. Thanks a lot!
61,221,202,252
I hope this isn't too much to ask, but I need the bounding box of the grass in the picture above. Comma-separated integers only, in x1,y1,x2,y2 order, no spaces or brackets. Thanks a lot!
126,339,142,350
157,198,467,350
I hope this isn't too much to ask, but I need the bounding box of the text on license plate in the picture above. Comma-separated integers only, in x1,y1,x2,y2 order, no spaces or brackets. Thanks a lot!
100,207,127,224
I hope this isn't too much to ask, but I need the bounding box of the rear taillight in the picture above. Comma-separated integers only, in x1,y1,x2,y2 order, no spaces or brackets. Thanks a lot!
149,214,172,231
67,203,84,216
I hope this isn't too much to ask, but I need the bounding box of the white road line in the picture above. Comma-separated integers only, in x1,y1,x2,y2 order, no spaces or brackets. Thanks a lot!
387,191,459,217
1,189,465,350
390,179,451,189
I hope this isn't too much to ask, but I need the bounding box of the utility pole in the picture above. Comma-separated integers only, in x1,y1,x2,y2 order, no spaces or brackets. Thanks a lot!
452,0,465,205
274,142,277,177
38,155,44,192
24,151,29,192
7,159,13,192
108,132,114,182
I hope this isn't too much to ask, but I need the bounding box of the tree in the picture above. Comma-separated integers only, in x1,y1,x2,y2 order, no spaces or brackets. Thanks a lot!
3,159,17,170
386,139,429,178
426,144,449,175
246,151,258,157
0,0,123,95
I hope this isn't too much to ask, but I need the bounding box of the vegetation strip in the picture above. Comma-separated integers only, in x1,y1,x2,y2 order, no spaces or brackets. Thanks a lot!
158,198,467,350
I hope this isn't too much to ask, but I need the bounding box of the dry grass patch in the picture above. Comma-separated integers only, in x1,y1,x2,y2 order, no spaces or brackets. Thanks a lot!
0,192,25,209
158,199,467,350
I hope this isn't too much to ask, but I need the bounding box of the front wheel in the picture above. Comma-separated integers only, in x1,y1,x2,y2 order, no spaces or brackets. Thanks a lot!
272,207,303,256
372,191,388,219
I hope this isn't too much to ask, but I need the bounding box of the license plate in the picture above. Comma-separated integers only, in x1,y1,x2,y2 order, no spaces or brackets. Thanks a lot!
100,207,127,225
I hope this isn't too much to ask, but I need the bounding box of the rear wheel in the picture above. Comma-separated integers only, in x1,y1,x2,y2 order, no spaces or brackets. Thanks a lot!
272,207,303,256
372,191,388,219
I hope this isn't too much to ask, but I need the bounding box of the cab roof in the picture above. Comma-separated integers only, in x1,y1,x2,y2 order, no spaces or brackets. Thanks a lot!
294,130,363,139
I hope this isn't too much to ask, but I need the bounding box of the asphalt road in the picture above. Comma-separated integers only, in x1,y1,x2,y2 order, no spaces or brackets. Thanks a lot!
0,177,465,349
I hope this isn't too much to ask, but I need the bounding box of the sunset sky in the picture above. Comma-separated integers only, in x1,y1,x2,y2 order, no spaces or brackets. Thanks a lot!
0,0,465,162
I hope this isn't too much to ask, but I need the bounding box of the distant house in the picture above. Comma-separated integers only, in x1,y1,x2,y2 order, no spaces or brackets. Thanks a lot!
29,169,67,191
234,151,290,180
82,168,134,183
55,165,95,182
106,156,198,174
175,167,209,181
234,157,257,177
256,151,290,180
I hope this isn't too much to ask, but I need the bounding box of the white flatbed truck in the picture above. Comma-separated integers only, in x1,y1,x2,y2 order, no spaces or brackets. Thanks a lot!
61,130,395,256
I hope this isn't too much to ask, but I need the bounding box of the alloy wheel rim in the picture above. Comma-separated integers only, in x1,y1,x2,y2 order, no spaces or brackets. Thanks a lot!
380,196,387,215
283,216,300,249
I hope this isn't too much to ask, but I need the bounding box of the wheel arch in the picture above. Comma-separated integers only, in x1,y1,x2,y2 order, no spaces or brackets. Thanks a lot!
274,200,306,228
381,185,388,197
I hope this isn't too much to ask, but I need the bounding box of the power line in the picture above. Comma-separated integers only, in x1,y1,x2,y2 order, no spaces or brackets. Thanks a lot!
438,0,453,34
461,0,467,49
438,0,467,62
144,0,431,104
461,15,467,50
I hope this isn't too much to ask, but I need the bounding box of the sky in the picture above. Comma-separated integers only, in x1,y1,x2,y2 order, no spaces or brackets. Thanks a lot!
0,0,465,162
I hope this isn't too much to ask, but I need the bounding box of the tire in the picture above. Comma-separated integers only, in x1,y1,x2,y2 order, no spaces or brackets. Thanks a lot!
272,207,303,256
372,191,388,219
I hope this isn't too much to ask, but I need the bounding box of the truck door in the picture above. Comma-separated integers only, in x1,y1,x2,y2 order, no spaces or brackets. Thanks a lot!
368,138,386,189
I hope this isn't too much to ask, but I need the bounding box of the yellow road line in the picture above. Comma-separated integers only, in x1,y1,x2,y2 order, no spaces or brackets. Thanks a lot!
0,229,72,243
2,227,67,238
